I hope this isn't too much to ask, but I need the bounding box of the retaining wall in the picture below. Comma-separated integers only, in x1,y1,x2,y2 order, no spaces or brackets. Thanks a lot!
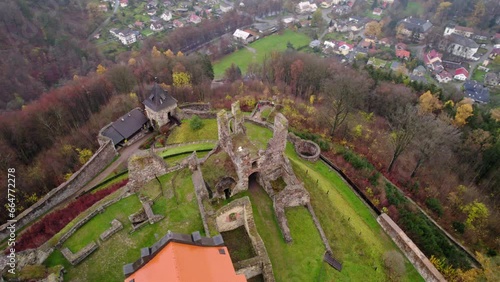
0,141,118,242
377,214,446,282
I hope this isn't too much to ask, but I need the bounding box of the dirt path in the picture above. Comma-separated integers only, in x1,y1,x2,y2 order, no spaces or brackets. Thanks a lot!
78,133,153,195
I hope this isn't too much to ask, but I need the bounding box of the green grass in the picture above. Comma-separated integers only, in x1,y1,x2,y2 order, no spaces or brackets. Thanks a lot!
44,169,203,282
245,122,273,150
158,142,215,158
221,226,256,263
213,30,311,78
472,68,487,82
248,183,333,281
166,118,218,144
404,2,424,16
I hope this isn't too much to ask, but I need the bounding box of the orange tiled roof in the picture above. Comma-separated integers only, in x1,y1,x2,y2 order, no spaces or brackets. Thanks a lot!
125,242,246,282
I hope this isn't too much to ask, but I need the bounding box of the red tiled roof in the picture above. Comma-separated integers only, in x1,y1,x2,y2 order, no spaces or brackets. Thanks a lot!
396,49,410,59
454,67,469,77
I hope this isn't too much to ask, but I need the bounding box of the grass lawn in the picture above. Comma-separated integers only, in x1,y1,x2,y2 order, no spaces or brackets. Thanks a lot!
245,122,273,150
213,30,311,78
44,169,204,282
404,2,425,16
472,68,487,82
248,182,333,281
284,144,423,281
166,118,218,144
221,226,256,263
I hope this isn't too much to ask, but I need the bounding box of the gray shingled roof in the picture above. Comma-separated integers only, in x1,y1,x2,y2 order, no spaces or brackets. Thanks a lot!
400,17,433,33
447,34,479,48
102,108,149,145
142,84,177,111
464,80,490,103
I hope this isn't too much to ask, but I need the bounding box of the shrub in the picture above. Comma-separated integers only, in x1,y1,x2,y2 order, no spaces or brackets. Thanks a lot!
189,115,204,131
292,130,330,151
15,179,128,251
384,182,406,207
452,221,465,234
425,197,443,217
339,147,374,171
368,171,381,186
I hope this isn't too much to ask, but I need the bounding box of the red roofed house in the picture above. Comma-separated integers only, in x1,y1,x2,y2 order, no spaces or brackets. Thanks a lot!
173,19,184,28
373,8,382,16
436,70,452,83
189,13,201,24
454,67,469,81
396,49,410,60
120,0,128,7
123,231,246,282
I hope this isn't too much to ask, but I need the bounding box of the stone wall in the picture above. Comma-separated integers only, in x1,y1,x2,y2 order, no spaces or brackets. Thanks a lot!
176,108,217,120
190,158,211,236
288,133,321,162
377,213,446,282
126,150,168,193
145,104,177,128
61,242,98,266
0,141,118,242
214,197,275,282
99,219,123,241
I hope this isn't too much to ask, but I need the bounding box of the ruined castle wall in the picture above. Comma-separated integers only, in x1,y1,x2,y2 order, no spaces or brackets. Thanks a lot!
0,141,117,241
126,150,168,193
377,213,446,282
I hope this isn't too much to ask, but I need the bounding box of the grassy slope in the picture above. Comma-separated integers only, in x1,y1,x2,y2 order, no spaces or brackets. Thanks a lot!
285,144,423,281
44,169,203,282
213,30,311,78
166,118,218,144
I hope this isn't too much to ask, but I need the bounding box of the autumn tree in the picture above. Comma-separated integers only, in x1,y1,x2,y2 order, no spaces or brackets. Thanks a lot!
107,65,137,93
96,64,107,75
365,21,383,38
461,200,489,233
224,63,242,82
468,0,485,27
310,9,324,30
454,102,473,126
418,91,442,114
151,46,162,57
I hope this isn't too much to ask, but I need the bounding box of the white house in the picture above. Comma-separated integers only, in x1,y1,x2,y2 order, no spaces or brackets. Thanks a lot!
444,25,474,38
150,22,164,31
220,3,233,13
296,1,317,14
110,28,137,45
120,0,128,7
454,67,469,81
446,34,479,60
161,11,172,21
233,29,257,43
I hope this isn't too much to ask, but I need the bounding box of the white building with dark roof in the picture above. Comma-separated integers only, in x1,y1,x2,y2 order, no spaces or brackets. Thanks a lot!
446,34,479,60
110,28,137,45
143,84,178,128
398,17,433,40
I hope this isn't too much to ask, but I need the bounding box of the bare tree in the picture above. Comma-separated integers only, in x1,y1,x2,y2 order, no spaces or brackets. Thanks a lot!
410,115,461,177
387,105,421,172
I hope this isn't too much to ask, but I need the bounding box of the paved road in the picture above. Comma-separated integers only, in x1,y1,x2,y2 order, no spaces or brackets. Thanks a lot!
87,0,120,40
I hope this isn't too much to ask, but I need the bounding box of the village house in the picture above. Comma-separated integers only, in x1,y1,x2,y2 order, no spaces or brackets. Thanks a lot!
220,3,233,13
296,1,317,14
161,11,172,21
446,34,479,60
98,4,108,12
464,80,490,103
189,13,202,24
120,0,128,7
367,57,388,69
435,71,453,83
173,19,184,28
453,67,469,81
110,28,137,45
233,29,259,44
150,22,164,31
396,49,410,60
412,65,426,77
373,8,382,16
444,24,474,38
134,21,144,29
398,17,433,40
101,108,149,147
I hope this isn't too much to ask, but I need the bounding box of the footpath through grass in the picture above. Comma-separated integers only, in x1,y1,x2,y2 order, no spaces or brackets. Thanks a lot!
213,30,310,78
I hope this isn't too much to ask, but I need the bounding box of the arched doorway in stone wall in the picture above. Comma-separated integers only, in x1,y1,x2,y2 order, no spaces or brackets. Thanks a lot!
216,177,236,199
248,172,260,191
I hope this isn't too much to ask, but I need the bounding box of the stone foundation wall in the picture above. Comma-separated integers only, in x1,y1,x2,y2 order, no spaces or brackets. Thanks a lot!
126,150,168,193
377,213,446,282
61,242,98,266
0,141,117,241
99,219,123,241
177,109,217,120
191,161,211,236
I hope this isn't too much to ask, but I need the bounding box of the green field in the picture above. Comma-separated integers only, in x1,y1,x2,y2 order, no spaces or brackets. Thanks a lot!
404,2,425,16
213,30,311,78
166,118,218,144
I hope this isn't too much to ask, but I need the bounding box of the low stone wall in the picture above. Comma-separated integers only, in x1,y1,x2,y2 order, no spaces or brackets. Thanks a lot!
288,133,321,162
191,160,211,236
61,242,98,266
0,141,118,242
99,219,123,241
178,102,211,111
377,213,446,282
177,109,217,120
150,140,218,154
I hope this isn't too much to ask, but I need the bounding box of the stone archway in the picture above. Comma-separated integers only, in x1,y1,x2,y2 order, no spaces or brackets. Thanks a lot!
248,172,260,191
215,177,236,199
